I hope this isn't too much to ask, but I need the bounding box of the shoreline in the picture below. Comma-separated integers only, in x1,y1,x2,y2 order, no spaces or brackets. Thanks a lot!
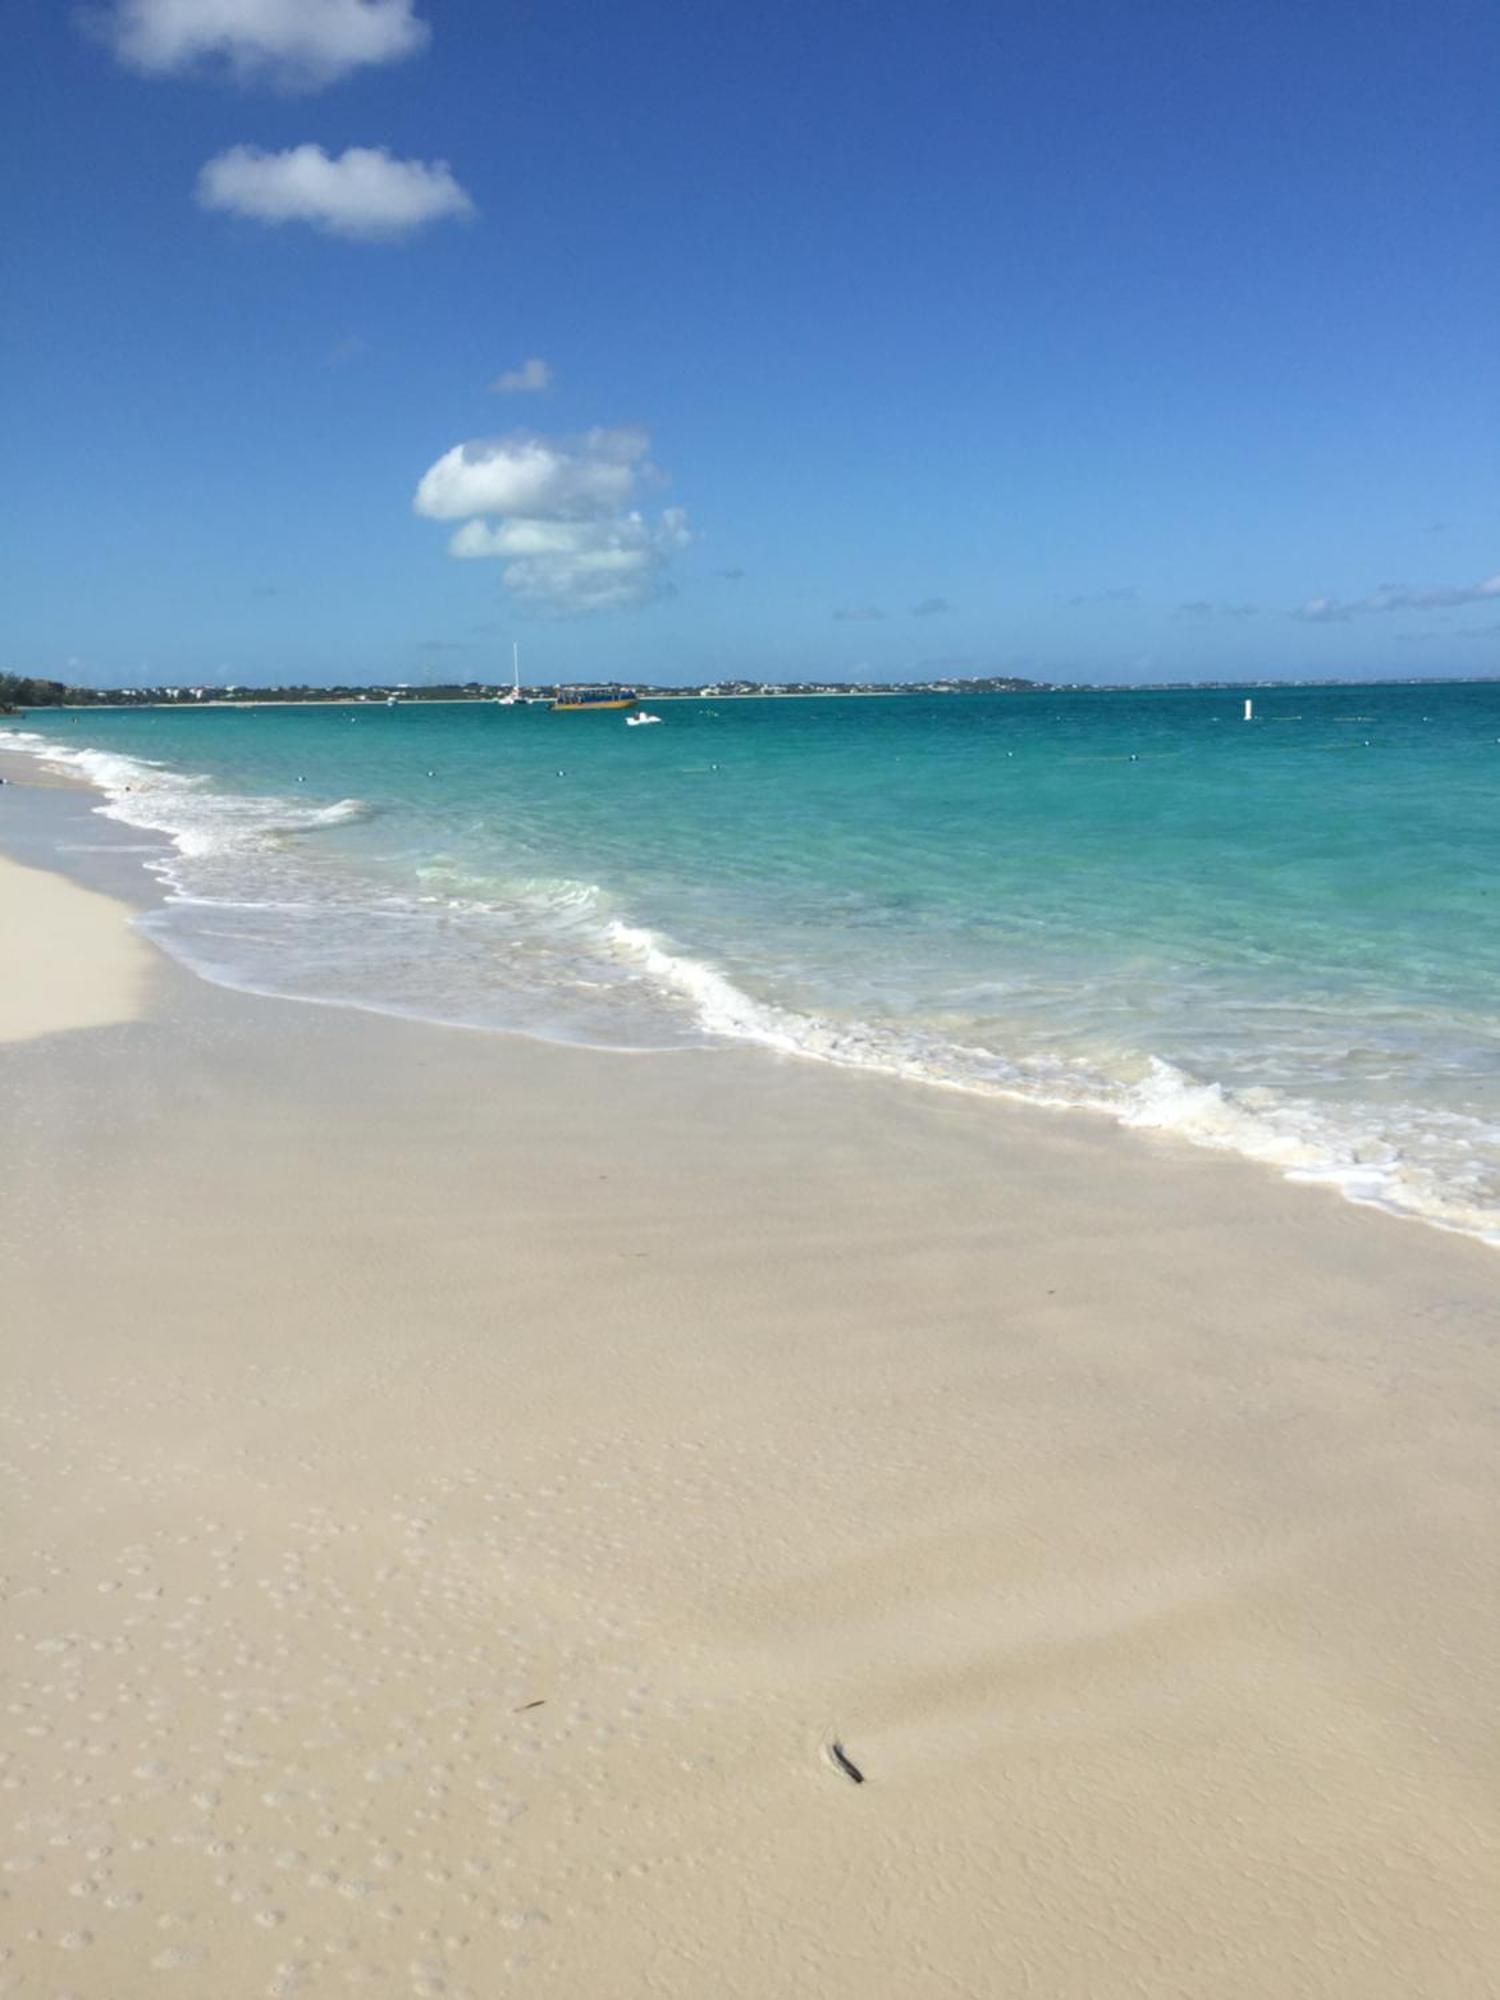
4,770,1500,1994
5,724,1496,1248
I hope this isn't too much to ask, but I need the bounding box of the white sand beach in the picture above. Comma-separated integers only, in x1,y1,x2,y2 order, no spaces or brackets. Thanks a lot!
3,776,1499,1998
0,851,151,1043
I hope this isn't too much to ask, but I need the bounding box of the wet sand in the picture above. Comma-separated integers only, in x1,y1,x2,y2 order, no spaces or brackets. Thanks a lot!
3,778,1499,1997
0,850,150,1042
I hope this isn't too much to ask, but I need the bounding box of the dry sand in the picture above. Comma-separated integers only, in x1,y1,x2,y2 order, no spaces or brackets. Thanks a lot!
3,802,1499,1998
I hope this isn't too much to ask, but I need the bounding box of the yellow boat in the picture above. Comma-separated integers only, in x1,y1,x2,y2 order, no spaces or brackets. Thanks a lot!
550,688,638,712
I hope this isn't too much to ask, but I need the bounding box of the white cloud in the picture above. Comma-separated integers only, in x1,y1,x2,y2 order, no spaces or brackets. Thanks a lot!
1295,571,1500,622
415,428,648,520
832,604,885,622
451,510,693,613
490,357,552,394
414,428,693,613
96,0,429,88
197,144,474,239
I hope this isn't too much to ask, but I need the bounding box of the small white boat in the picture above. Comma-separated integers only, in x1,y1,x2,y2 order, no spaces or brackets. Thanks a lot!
626,711,662,727
497,642,523,705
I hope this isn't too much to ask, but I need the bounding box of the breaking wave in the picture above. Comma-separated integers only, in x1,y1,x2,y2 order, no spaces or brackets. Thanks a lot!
4,723,1498,1246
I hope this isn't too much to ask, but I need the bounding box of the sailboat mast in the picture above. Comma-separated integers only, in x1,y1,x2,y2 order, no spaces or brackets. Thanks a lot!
513,641,520,696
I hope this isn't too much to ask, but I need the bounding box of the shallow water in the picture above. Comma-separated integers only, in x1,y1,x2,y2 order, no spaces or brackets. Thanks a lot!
9,681,1500,1240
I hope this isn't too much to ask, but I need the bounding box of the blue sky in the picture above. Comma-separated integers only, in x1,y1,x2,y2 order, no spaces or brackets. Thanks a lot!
3,0,1498,687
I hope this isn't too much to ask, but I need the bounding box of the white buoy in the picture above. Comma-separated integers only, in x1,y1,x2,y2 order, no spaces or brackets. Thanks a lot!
1243,698,1254,721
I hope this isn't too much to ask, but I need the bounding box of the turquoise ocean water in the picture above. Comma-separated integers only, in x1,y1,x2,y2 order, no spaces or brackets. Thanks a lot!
7,683,1500,1241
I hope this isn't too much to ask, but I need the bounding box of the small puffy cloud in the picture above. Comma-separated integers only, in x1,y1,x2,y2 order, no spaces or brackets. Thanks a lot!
911,596,950,617
490,357,552,394
1177,599,1258,618
1295,571,1500,622
832,604,885,622
197,144,474,239
415,426,692,614
96,0,429,89
1066,586,1137,608
717,566,746,580
415,428,650,521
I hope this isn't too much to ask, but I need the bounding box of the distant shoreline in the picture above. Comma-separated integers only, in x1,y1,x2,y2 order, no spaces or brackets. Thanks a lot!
8,675,1500,717
11,688,1002,712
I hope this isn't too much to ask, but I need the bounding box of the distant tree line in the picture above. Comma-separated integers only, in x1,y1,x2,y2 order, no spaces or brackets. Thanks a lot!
0,672,70,710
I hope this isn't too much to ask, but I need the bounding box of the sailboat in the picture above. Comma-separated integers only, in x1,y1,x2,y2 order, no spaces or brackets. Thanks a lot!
497,642,523,706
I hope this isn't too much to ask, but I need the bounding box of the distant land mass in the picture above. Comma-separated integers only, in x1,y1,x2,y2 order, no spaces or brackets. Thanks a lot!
5,672,1499,715
1,672,1044,710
